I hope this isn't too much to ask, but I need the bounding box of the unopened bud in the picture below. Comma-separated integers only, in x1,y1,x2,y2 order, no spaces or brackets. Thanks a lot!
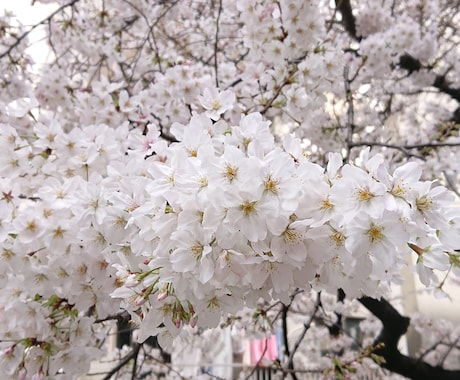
125,274,139,288
135,295,147,306
408,242,424,256
31,372,44,380
17,369,27,380
190,314,198,328
157,292,168,302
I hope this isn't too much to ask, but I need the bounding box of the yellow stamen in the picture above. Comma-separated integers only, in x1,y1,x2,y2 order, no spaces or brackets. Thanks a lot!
224,163,238,182
330,230,346,247
240,201,256,216
264,175,280,194
367,223,384,243
356,186,374,202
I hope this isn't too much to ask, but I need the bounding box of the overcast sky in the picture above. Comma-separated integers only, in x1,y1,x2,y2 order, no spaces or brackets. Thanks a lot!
3,0,57,24
3,0,58,65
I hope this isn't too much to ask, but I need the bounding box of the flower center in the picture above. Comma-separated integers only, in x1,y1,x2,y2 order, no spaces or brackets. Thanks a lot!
391,182,407,197
356,186,374,202
211,99,221,110
191,244,203,260
416,195,432,212
284,229,302,244
367,223,384,243
264,174,280,194
240,201,256,216
330,230,346,247
224,163,238,182
321,197,334,210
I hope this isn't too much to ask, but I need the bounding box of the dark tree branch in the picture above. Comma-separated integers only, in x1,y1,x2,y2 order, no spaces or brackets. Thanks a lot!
451,107,460,124
334,2,460,111
283,292,321,379
102,343,141,380
343,64,356,163
397,54,460,106
281,302,297,380
398,54,422,74
260,75,292,115
328,288,345,337
359,297,460,380
281,304,291,358
335,0,360,40
95,310,130,324
351,140,460,150
433,74,460,103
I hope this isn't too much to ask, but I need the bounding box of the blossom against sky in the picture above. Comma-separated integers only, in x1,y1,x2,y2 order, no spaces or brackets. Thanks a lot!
3,0,57,65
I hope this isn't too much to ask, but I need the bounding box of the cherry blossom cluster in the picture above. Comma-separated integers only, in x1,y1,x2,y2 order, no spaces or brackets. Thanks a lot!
1,85,459,376
22,0,346,147
19,0,459,171
105,95,460,348
1,0,460,378
0,122,126,378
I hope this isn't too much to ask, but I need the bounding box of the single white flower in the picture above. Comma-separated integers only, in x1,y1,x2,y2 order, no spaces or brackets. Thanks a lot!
198,88,235,121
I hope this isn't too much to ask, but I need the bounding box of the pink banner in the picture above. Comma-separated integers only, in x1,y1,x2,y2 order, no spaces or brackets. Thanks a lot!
249,335,278,365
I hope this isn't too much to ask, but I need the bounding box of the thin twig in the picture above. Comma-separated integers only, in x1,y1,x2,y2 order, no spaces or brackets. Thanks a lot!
283,292,321,377
349,141,425,160
0,0,81,60
95,310,130,324
260,76,291,115
214,0,223,88
418,337,447,362
140,344,184,379
439,336,460,367
404,142,460,149
350,140,460,159
243,338,271,380
343,64,355,163
443,170,460,197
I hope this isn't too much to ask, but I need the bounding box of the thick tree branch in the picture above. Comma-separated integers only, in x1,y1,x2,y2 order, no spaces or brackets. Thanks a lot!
433,74,460,104
398,54,460,104
359,297,460,380
334,3,460,109
102,343,141,380
334,0,359,40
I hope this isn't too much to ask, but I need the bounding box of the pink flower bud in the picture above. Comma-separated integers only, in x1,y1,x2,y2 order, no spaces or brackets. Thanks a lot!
157,292,168,302
32,372,44,380
190,314,198,328
135,296,146,306
3,345,14,356
17,369,27,380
